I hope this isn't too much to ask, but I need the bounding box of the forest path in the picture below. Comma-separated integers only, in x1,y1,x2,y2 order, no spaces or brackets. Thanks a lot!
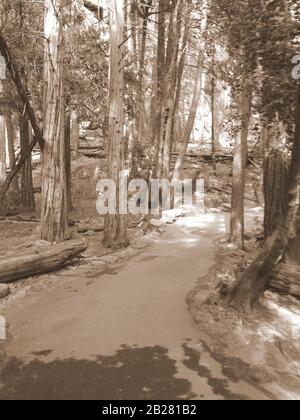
0,212,269,400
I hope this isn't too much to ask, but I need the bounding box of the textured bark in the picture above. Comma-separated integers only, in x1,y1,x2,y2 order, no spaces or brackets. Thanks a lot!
5,110,19,192
0,240,87,284
20,114,35,211
269,264,300,299
71,108,79,160
135,1,152,142
264,149,289,239
65,110,73,211
0,114,5,186
230,70,252,249
151,0,167,174
104,0,128,249
41,0,68,243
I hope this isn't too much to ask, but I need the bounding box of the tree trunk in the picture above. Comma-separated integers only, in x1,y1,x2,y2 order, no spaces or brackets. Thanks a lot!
264,149,289,239
159,0,184,179
135,1,152,142
65,109,73,211
71,108,79,160
151,0,166,176
104,0,128,249
5,110,19,192
230,69,252,249
0,240,87,283
41,0,68,243
211,50,217,173
0,114,5,187
230,84,300,311
20,113,35,211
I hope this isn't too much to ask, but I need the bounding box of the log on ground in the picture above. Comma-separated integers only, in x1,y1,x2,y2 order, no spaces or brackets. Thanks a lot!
0,240,87,283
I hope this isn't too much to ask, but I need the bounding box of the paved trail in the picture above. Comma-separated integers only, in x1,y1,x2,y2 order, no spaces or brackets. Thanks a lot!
0,213,269,400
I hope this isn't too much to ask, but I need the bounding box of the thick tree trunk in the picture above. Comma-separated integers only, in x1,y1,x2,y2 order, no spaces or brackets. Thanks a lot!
5,110,19,192
230,84,300,311
20,114,35,211
104,0,128,249
41,0,68,243
65,110,73,211
0,240,87,284
0,114,5,187
230,70,252,249
264,149,289,239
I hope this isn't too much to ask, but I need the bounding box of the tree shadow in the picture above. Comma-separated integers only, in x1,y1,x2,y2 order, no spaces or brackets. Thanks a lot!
0,345,193,400
182,342,250,400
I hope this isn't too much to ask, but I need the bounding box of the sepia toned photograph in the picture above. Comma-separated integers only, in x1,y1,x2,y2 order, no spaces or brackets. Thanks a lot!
0,0,300,403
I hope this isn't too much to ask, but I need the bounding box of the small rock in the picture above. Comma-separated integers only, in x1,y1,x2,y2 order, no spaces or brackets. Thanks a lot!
100,255,119,264
0,284,9,299
226,243,239,251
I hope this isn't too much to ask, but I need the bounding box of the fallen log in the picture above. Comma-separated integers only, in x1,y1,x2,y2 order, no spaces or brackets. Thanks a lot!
268,263,300,299
0,240,87,283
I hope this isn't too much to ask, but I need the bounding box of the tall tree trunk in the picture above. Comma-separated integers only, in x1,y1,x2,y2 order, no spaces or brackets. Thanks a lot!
41,0,68,242
230,84,300,311
135,1,152,142
20,113,35,211
151,0,166,176
159,0,184,178
230,69,252,249
264,149,289,239
71,108,79,160
6,110,19,192
104,0,128,249
65,109,73,211
0,114,5,187
211,49,217,173
169,0,191,158
173,48,205,180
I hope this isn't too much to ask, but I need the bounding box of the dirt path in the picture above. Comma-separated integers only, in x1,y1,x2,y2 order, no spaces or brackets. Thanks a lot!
0,213,270,400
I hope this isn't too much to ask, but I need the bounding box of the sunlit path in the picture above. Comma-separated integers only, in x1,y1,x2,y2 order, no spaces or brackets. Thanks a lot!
0,212,268,400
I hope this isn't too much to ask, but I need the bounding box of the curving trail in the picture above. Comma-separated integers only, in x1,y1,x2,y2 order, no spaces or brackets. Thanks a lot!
0,213,269,400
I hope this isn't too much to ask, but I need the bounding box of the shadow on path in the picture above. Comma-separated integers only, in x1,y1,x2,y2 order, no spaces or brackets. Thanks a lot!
0,345,194,400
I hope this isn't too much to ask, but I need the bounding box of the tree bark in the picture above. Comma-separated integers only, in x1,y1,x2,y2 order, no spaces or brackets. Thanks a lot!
71,108,80,160
104,0,129,249
41,0,68,243
264,149,289,239
65,110,73,211
5,110,19,192
230,69,252,249
0,240,87,283
20,113,35,211
0,114,5,187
